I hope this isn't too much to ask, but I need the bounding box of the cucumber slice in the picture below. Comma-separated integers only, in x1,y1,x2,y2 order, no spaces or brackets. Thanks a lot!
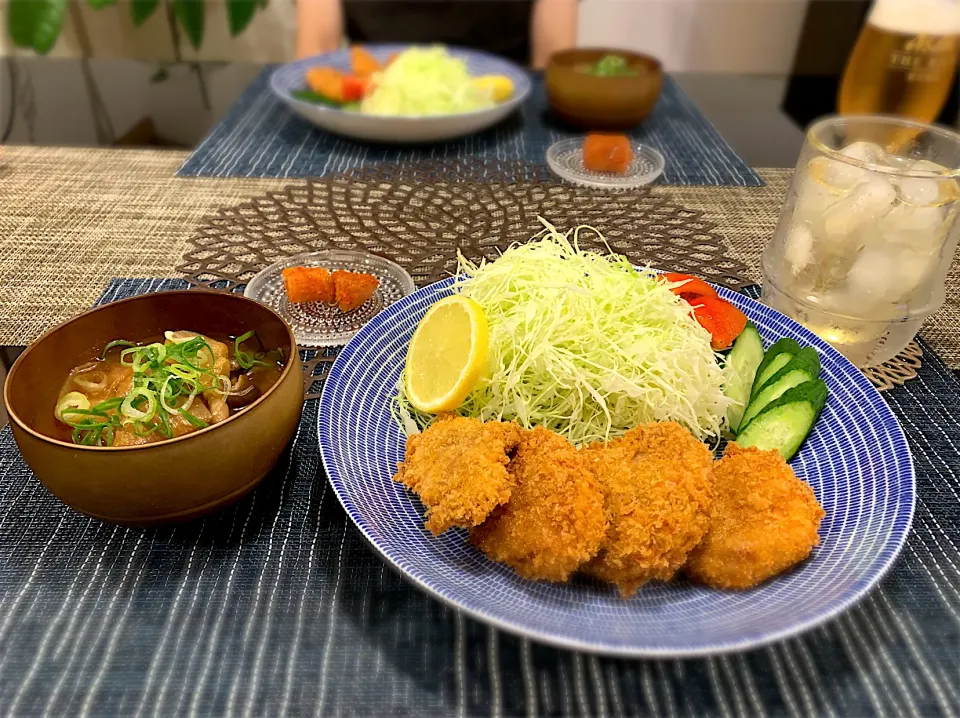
735,380,827,460
752,338,802,395
739,347,821,430
724,322,764,432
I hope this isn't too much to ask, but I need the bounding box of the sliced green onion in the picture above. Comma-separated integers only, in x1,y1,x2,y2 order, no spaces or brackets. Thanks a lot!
64,330,270,447
121,387,157,422
102,339,136,358
234,331,268,370
92,397,124,412
56,392,90,421
178,409,209,429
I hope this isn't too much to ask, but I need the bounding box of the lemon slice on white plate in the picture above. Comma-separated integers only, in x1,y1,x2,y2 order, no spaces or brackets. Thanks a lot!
404,296,488,413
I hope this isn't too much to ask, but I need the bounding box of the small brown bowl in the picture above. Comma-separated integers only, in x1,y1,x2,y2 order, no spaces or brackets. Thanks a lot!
3,290,305,526
545,48,663,130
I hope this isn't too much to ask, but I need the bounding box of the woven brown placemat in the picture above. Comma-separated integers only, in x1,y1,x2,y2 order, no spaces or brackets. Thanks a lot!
178,161,755,292
178,160,756,396
177,160,925,394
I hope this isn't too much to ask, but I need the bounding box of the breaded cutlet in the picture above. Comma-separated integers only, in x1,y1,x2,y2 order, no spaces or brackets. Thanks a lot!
581,422,714,597
393,414,523,535
470,427,607,582
685,443,824,590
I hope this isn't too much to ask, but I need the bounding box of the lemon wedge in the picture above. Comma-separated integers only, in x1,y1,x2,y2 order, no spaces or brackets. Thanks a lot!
404,296,489,413
474,75,515,103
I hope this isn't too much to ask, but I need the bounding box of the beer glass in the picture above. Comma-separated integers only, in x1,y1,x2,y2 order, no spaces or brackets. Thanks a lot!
762,116,960,367
838,0,960,123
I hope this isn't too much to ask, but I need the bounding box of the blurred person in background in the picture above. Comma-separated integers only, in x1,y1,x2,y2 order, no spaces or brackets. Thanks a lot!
296,0,577,68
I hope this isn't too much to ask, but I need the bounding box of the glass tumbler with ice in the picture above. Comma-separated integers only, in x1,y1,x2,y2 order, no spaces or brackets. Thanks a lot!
762,115,960,367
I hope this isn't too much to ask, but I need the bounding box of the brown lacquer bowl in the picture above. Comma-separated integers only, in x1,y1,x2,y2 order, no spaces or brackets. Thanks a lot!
545,48,663,130
3,291,304,526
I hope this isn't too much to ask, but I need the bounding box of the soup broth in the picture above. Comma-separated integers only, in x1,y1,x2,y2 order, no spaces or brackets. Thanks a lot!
53,330,284,447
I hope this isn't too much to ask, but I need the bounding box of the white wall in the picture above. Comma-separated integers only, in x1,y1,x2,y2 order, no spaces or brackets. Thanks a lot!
579,0,809,74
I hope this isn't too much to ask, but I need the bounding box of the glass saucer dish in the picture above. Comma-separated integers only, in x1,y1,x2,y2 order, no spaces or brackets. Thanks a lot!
546,138,665,189
244,250,416,347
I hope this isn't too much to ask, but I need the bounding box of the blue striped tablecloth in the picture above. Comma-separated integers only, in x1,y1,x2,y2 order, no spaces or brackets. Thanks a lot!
0,279,956,716
177,68,764,187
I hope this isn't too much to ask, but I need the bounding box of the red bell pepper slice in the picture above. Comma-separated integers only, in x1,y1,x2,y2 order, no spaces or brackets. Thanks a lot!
660,272,718,301
687,295,747,351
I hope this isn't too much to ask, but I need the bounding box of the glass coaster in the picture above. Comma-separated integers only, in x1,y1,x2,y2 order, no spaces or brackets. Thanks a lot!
245,250,416,347
546,138,665,189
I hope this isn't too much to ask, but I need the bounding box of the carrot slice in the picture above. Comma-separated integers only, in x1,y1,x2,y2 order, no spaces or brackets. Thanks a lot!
350,46,382,77
305,66,345,103
660,272,718,300
687,295,748,351
333,270,380,312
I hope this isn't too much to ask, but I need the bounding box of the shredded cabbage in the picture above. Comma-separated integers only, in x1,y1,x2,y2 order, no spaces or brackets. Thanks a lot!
361,46,494,116
395,219,731,445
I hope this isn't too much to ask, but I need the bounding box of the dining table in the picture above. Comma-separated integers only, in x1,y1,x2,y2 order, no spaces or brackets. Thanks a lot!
1,66,959,717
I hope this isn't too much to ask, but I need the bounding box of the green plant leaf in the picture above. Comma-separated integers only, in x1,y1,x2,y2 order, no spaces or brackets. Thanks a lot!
131,0,160,26
8,0,68,54
173,0,204,49
226,0,257,36
87,0,118,8
7,0,37,48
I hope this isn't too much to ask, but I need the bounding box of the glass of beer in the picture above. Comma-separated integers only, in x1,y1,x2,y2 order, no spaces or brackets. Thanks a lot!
839,0,960,123
762,115,960,367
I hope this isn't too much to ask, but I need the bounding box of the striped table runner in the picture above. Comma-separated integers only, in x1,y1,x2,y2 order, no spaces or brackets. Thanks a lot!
177,69,764,188
0,279,957,715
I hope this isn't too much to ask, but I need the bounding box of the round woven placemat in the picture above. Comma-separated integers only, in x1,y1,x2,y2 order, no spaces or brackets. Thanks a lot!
178,159,920,395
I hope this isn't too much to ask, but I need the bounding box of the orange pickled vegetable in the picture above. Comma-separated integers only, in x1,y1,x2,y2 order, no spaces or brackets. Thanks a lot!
350,46,382,77
306,66,345,103
333,270,380,312
282,266,335,304
582,133,633,174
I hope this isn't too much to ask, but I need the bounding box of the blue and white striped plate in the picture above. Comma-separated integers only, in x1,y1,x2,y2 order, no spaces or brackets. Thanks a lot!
317,279,915,656
271,45,531,143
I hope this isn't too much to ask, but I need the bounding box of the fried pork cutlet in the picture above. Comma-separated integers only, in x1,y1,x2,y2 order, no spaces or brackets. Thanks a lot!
685,443,825,590
393,415,522,535
470,427,607,582
581,422,714,597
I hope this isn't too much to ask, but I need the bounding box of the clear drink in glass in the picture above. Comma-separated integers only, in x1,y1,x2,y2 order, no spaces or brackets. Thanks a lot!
762,115,960,367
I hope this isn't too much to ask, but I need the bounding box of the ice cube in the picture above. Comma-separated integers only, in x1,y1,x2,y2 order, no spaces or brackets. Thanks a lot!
882,202,948,255
784,225,814,275
884,202,944,234
910,159,949,176
808,156,868,191
822,176,897,243
840,141,885,165
884,154,915,171
895,176,940,205
898,248,938,298
847,248,900,307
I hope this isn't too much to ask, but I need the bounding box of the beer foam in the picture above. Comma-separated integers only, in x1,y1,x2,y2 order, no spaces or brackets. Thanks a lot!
870,0,960,35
